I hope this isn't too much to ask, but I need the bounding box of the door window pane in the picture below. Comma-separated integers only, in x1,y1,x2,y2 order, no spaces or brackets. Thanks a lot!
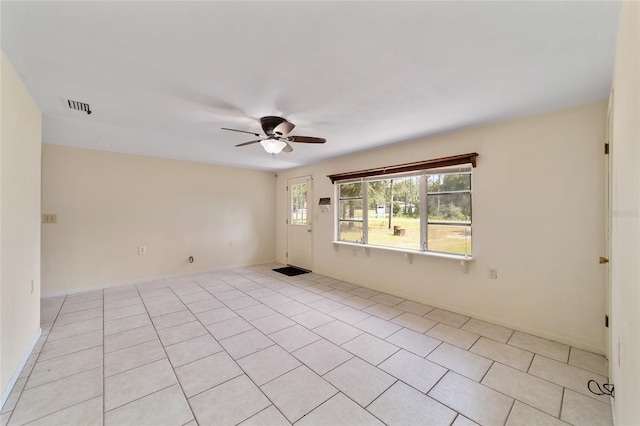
290,183,308,225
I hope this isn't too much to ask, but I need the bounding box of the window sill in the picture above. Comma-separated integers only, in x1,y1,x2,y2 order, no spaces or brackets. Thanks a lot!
331,240,473,262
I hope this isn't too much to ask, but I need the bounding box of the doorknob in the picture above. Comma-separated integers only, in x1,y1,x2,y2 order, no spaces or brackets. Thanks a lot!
599,257,609,264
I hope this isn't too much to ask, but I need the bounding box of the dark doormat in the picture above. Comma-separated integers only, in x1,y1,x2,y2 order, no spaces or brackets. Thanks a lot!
273,266,310,277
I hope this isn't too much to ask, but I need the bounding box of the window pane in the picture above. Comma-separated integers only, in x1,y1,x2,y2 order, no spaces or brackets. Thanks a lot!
339,182,362,198
367,176,421,250
291,208,307,225
290,183,308,225
428,173,471,192
339,221,363,243
427,193,471,223
367,218,421,250
427,224,472,255
339,200,363,220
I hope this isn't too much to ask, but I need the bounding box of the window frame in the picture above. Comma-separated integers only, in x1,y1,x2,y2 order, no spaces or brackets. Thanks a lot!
424,170,472,254
331,155,476,259
336,181,365,243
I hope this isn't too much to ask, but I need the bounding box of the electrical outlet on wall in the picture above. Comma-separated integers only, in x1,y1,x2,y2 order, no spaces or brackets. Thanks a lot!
488,268,498,279
42,214,57,224
138,246,146,255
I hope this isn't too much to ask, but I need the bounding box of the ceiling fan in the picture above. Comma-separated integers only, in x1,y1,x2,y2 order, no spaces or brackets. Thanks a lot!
222,116,326,154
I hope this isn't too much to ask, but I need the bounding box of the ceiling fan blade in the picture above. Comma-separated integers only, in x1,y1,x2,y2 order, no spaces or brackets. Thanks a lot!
221,127,262,137
287,136,326,144
235,139,263,147
274,121,295,136
282,142,293,153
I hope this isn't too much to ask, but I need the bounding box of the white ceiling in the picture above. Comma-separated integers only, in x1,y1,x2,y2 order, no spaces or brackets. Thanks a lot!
1,1,621,171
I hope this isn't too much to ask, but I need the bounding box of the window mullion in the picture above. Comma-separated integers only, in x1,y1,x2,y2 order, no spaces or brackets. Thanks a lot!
334,183,339,241
420,174,427,251
362,181,368,244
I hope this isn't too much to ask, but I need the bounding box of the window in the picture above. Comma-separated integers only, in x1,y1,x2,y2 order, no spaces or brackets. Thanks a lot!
426,171,472,255
366,175,422,251
337,182,364,242
330,154,476,257
290,182,308,225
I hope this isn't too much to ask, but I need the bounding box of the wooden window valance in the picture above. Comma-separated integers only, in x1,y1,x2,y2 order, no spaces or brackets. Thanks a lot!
327,153,478,183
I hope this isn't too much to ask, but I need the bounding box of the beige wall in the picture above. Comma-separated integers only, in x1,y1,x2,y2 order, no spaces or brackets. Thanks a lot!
0,52,42,398
41,145,276,294
609,2,640,425
277,101,607,353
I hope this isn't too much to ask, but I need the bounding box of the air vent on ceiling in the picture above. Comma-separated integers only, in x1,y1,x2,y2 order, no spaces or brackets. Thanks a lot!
67,99,92,115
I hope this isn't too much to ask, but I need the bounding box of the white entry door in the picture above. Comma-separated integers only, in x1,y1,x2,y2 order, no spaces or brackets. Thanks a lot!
287,176,313,271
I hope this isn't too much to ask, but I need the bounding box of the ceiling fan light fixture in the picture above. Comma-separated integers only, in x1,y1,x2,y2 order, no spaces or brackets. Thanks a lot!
223,116,326,155
260,138,287,154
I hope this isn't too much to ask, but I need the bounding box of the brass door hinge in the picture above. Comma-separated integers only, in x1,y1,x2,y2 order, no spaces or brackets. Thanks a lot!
599,257,609,264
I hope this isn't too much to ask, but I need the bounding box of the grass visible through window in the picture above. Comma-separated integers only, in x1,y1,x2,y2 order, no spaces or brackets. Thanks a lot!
340,211,471,255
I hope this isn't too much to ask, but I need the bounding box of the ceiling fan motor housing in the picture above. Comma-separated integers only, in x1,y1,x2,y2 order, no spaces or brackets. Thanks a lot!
260,116,292,136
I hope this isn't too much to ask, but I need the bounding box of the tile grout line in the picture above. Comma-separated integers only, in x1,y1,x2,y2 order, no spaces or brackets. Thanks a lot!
3,296,67,425
178,278,292,424
502,399,517,426
102,288,106,425
214,266,544,422
14,295,104,425
23,266,612,426
139,281,198,425
190,271,398,423
165,268,600,422
155,274,315,422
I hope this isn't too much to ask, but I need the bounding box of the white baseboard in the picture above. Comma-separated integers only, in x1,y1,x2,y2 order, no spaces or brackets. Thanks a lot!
0,328,42,411
41,259,277,299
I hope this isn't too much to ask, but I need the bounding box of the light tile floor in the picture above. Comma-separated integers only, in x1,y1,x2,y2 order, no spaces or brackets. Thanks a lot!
1,264,613,426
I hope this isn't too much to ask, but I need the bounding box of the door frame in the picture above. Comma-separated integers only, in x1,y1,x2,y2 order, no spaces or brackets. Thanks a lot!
286,175,313,271
604,89,614,360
